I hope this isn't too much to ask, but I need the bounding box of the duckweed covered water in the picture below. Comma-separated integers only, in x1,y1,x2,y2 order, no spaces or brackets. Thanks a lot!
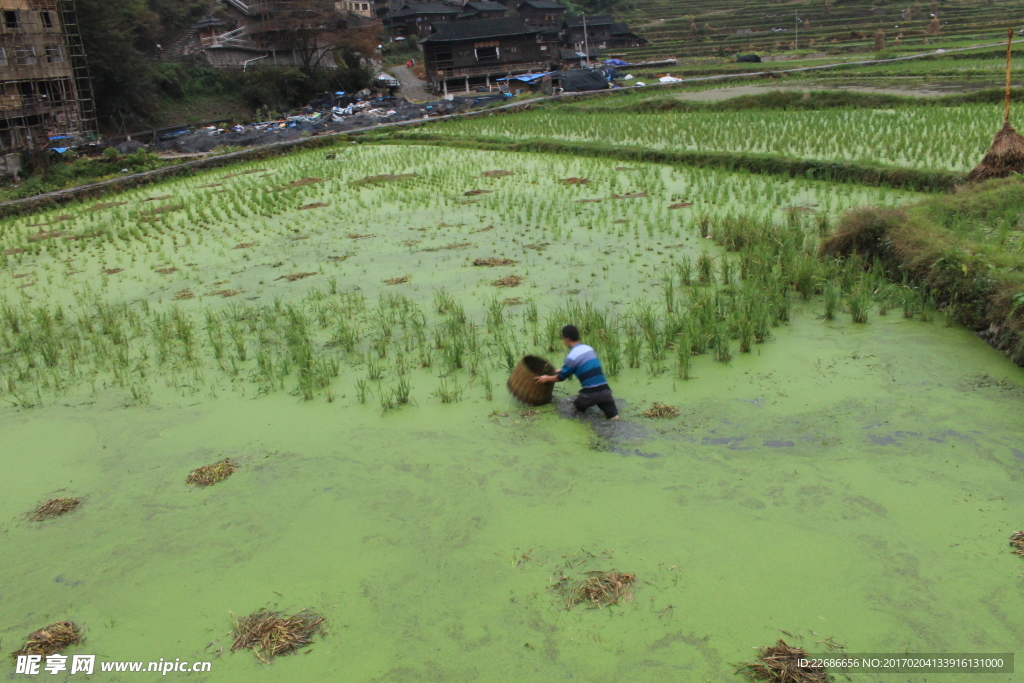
1,146,1023,682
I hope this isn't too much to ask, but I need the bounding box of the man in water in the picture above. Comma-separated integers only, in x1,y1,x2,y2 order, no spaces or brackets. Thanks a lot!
535,325,619,420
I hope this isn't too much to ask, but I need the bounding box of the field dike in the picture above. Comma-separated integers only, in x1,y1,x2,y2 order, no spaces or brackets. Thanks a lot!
821,177,1024,365
370,135,964,192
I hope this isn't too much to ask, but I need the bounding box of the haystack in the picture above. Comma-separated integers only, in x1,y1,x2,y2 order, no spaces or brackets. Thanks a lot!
967,29,1024,182
967,121,1024,182
507,355,556,406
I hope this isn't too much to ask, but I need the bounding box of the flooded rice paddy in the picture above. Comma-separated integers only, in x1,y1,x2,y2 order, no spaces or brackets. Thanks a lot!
1,145,1023,682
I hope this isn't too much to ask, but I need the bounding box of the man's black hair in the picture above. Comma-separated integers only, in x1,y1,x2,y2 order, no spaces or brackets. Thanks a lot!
561,324,580,342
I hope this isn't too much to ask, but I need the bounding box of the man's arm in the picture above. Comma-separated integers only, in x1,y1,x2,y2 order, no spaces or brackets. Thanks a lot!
536,361,573,384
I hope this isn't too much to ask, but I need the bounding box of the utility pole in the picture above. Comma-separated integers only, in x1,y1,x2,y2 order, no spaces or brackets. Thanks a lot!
583,13,590,67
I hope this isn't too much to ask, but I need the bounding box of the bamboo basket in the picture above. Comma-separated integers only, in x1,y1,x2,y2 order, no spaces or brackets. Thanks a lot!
507,355,557,406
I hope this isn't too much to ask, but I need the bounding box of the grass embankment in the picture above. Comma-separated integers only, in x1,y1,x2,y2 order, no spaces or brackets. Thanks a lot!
371,134,963,192
822,177,1024,364
574,88,1024,114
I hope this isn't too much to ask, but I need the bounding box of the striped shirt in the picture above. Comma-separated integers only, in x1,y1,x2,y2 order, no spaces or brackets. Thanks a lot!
557,344,609,389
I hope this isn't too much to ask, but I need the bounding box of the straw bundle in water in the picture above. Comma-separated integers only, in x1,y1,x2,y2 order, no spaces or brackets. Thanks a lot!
507,355,556,406
968,29,1024,182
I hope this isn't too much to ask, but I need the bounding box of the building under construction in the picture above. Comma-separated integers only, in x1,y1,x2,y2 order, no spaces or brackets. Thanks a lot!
0,0,94,172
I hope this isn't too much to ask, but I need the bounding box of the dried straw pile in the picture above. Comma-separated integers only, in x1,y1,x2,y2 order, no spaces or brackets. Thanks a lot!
738,639,832,683
13,622,82,657
507,355,556,406
1010,530,1024,556
186,459,238,487
30,497,81,521
558,570,636,609
231,609,324,663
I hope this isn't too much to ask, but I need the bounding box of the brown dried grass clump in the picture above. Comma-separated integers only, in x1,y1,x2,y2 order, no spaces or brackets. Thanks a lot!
1009,530,1024,556
142,204,185,216
27,229,65,242
231,609,324,663
276,272,318,282
30,497,81,521
289,177,323,187
464,189,493,196
967,122,1024,183
155,267,178,275
145,194,174,202
817,207,905,260
186,458,238,487
643,403,679,418
482,169,513,177
299,202,329,210
473,257,516,267
560,570,636,609
384,276,410,285
346,233,376,240
210,289,241,298
234,242,255,249
173,288,195,300
88,201,127,211
560,177,591,185
12,622,82,657
611,192,647,199
351,173,417,186
669,202,693,209
104,268,124,275
737,639,832,683
492,275,523,287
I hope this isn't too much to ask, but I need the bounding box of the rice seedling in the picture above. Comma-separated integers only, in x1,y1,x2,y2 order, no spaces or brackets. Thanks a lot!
433,377,463,404
696,251,715,285
823,282,839,321
847,283,871,324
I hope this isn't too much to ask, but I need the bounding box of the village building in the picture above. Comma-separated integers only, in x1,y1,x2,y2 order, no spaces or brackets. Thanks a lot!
609,22,646,48
562,14,613,51
515,0,564,29
387,2,461,39
457,1,508,21
191,0,379,69
0,0,94,165
420,17,550,95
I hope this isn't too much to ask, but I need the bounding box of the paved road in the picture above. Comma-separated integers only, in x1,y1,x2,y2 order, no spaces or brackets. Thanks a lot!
390,65,430,103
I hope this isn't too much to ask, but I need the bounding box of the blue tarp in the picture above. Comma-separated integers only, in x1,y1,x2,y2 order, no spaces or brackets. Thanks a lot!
49,135,73,141
496,72,551,83
50,147,69,153
604,59,628,66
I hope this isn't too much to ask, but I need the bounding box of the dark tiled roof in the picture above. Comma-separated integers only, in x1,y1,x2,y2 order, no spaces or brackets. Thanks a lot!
391,2,461,17
464,1,507,10
517,0,565,9
422,17,539,41
610,22,635,34
563,14,613,27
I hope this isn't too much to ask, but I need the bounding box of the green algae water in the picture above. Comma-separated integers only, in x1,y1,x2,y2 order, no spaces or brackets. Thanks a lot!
2,146,1023,682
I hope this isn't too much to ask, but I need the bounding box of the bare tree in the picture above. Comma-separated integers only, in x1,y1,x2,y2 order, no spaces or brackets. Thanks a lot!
268,0,345,75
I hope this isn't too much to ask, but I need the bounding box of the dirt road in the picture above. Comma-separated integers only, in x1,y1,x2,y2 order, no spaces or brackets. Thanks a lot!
390,65,430,103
